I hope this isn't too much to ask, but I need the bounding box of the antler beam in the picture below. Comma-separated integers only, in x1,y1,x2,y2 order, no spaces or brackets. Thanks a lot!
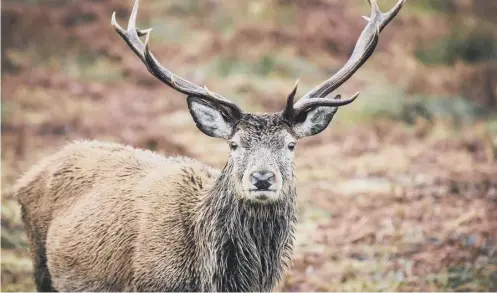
286,0,406,118
111,0,243,116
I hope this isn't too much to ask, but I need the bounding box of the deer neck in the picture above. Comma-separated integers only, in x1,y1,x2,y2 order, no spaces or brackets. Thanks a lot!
194,165,297,292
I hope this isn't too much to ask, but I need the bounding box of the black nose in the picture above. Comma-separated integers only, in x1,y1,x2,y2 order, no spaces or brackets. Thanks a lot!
250,171,275,190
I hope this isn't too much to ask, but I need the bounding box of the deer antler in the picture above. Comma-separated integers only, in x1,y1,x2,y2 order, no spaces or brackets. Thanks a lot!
111,0,243,117
283,0,406,121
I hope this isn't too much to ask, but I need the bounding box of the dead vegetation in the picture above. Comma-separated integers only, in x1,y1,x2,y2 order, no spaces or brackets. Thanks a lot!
1,0,496,291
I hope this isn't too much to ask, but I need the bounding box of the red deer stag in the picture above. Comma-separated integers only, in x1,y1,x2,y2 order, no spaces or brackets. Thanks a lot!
15,0,406,291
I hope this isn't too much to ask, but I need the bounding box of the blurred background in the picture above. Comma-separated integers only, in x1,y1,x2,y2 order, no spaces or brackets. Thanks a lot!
2,0,497,291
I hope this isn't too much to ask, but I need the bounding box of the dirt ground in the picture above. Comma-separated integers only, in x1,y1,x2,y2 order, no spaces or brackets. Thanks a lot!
2,0,497,291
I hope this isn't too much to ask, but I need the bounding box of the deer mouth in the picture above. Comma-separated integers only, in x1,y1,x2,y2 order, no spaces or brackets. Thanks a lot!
247,189,278,201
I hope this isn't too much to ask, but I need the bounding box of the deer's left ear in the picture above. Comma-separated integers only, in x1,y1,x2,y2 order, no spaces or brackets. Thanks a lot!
291,106,338,138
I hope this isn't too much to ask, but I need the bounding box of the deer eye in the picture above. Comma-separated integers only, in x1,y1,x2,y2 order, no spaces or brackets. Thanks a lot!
288,142,296,151
229,141,238,151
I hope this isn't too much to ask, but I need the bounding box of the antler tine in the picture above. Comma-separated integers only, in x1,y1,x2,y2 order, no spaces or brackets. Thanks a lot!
293,92,359,118
379,0,407,31
112,0,243,115
282,79,300,121
111,0,147,62
293,0,406,108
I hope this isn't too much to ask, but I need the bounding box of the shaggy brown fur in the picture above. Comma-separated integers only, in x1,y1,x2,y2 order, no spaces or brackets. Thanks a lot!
15,134,296,292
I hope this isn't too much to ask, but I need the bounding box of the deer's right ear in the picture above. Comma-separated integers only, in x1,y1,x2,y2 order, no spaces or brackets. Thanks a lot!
187,96,239,139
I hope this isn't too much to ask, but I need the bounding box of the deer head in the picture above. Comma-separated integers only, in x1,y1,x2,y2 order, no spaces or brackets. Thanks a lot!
112,0,406,202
